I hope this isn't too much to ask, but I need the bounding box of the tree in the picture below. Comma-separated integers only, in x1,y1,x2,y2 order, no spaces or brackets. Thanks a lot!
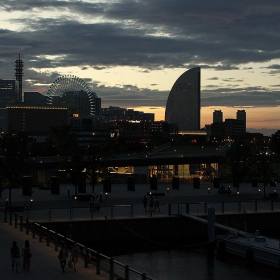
0,132,30,205
84,145,109,194
222,137,252,190
46,125,78,156
66,152,84,197
251,152,277,198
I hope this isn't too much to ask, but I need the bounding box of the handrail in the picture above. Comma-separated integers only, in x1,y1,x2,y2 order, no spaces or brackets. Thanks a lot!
1,199,280,222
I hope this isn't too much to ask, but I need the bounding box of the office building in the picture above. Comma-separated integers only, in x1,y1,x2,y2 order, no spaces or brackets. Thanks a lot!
213,110,223,123
101,121,171,140
23,91,48,106
165,67,200,132
6,105,68,135
15,54,24,103
211,119,246,140
59,91,100,117
101,106,154,122
237,110,246,130
0,79,19,132
68,115,109,147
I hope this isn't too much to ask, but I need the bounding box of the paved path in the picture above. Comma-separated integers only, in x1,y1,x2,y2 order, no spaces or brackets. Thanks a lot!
0,221,113,280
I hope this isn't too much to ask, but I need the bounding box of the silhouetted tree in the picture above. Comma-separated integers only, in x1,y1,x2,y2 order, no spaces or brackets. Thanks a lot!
46,125,78,156
223,138,252,190
0,132,30,205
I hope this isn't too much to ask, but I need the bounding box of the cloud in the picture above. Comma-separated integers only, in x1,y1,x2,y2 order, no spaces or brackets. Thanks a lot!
1,0,280,112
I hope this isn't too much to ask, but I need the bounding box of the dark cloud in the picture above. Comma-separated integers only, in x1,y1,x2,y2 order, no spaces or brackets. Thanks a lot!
1,0,280,110
202,86,280,107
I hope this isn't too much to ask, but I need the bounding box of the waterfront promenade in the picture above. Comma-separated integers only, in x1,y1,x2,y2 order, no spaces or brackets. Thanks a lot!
0,181,279,279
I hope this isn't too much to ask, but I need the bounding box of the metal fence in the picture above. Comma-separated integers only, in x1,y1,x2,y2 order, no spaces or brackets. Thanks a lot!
1,199,280,222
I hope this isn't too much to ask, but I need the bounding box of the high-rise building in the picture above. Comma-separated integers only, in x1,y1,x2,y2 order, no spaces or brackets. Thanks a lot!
213,110,223,123
15,54,24,103
23,91,48,106
0,79,19,132
236,110,246,130
165,67,200,132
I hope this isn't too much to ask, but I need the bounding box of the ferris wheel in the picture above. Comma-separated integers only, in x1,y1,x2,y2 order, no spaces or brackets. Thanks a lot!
47,74,96,100
46,75,97,114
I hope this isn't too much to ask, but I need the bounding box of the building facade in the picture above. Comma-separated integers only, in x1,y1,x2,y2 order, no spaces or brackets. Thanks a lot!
210,118,246,140
23,91,48,106
101,121,171,140
165,67,200,132
236,109,246,130
0,79,19,132
6,105,68,135
101,106,154,122
213,110,223,123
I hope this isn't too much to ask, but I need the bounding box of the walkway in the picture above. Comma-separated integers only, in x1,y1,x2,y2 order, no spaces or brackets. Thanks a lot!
0,221,112,280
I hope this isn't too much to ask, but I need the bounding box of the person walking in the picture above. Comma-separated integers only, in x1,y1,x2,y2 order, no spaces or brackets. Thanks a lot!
22,240,32,271
58,243,69,273
71,242,80,272
154,196,160,212
149,195,154,217
143,195,147,211
10,241,20,273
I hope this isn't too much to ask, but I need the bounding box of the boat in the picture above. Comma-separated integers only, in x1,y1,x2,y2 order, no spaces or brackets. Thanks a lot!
216,230,280,269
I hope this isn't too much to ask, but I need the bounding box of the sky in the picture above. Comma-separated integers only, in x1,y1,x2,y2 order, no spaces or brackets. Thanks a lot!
0,0,280,136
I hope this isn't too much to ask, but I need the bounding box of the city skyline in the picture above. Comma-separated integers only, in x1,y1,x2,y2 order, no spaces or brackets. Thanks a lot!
1,1,280,136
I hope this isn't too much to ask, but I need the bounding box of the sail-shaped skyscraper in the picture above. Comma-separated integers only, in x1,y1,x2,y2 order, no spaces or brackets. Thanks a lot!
165,67,200,132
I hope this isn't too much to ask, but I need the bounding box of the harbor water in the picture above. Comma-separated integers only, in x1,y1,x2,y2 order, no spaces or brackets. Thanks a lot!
114,248,280,280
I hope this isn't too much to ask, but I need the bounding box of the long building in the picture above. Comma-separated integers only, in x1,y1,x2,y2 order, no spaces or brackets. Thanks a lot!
165,67,201,132
6,105,68,135
0,79,18,132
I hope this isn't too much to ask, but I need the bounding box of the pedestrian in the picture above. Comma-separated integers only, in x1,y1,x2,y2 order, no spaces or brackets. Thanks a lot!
149,195,154,217
143,195,147,211
22,240,32,271
10,241,20,273
71,242,80,272
58,243,68,273
154,196,160,212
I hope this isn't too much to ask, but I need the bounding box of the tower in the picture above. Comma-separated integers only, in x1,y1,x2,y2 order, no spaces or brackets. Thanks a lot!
213,110,223,123
165,67,200,132
15,54,24,104
236,110,246,130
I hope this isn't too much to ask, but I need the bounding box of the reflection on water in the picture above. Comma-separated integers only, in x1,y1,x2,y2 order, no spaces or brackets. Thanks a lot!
114,248,280,280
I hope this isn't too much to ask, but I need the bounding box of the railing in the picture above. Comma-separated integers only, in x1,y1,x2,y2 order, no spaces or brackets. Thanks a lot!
168,199,280,216
1,199,279,222
0,208,155,280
